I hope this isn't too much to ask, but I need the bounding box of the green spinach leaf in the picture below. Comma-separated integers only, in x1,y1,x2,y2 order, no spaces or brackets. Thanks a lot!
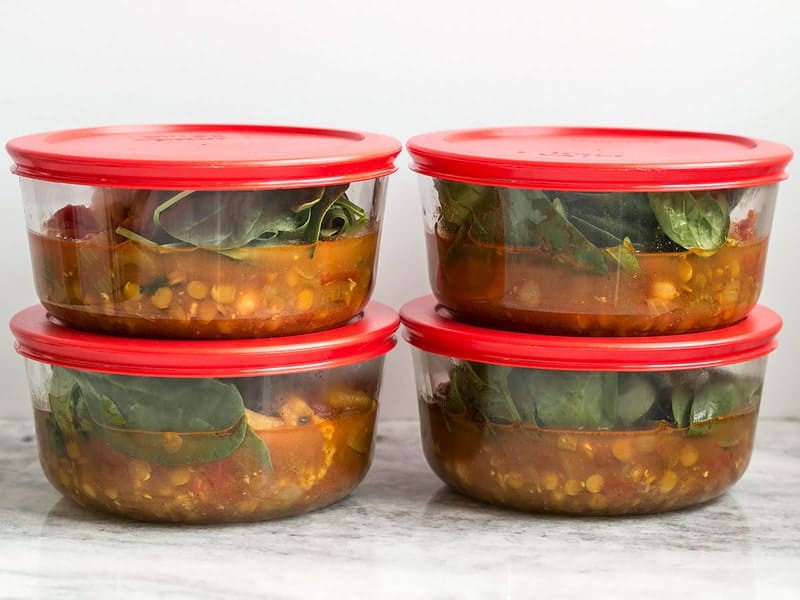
49,367,92,437
448,362,522,424
616,374,657,424
688,375,760,435
648,191,730,251
445,364,655,430
115,185,365,254
665,370,761,434
153,189,321,249
499,188,609,273
603,237,641,275
671,384,693,428
320,195,367,239
44,412,66,456
552,191,682,252
530,370,616,429
434,180,497,233
52,368,269,466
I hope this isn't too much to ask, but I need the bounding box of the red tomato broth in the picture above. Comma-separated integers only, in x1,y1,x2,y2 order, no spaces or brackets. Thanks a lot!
420,401,756,515
29,231,378,339
427,231,768,336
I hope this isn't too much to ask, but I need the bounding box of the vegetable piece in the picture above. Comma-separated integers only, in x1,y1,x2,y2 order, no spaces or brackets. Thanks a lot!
49,367,91,437
448,362,521,424
664,371,762,435
441,362,761,433
692,379,749,426
319,196,367,239
109,185,365,253
531,370,616,429
153,189,317,249
44,413,66,456
603,237,640,275
499,189,608,273
435,182,738,269
648,191,730,251
552,191,683,253
49,367,269,466
671,384,693,428
434,180,498,237
616,374,657,424
239,427,273,471
44,205,101,240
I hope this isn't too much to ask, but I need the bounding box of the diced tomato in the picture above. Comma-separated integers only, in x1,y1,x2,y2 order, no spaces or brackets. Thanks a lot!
45,205,101,240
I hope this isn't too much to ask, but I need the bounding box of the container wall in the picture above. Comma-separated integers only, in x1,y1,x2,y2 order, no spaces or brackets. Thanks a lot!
28,356,386,522
412,348,767,514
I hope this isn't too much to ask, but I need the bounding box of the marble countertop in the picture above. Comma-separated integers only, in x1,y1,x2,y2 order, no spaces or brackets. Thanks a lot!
1,417,799,600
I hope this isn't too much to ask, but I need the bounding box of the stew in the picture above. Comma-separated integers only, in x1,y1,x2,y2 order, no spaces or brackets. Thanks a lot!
428,182,770,335
29,185,378,338
35,366,379,522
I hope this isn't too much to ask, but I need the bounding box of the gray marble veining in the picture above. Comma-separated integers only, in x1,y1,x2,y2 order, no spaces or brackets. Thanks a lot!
1,418,799,600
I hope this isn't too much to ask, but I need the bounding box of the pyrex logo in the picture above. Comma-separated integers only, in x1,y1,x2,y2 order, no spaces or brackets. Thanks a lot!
129,134,226,142
537,151,623,159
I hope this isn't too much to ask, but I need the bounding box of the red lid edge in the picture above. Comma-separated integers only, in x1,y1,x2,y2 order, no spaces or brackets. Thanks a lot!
399,296,782,371
11,303,400,378
7,124,402,190
406,126,793,192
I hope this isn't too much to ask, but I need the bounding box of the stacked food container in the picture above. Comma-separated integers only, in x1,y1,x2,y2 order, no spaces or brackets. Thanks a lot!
401,127,792,514
6,125,401,522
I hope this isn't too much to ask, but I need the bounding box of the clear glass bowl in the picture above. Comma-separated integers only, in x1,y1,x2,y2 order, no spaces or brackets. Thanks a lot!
408,126,792,336
402,296,781,515
8,124,401,338
420,180,777,335
12,302,399,523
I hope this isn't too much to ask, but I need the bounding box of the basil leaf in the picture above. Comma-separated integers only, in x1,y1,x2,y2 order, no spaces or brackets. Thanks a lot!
62,370,258,465
648,191,730,251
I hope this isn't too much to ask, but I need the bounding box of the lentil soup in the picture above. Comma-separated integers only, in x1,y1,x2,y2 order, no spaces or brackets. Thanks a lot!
421,404,756,515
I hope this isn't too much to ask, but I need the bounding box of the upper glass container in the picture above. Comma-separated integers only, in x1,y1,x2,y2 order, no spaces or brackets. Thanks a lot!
407,127,792,336
8,124,401,338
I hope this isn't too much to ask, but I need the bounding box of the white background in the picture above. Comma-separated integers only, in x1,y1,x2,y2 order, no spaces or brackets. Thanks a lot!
0,0,798,420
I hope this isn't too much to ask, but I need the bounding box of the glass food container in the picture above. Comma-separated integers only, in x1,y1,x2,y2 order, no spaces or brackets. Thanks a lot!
401,295,781,515
407,127,792,336
11,302,399,523
7,124,401,338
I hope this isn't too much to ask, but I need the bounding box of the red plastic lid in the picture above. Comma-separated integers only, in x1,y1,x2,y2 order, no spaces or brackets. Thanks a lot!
400,296,781,371
6,124,401,190
10,303,399,377
407,126,793,191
